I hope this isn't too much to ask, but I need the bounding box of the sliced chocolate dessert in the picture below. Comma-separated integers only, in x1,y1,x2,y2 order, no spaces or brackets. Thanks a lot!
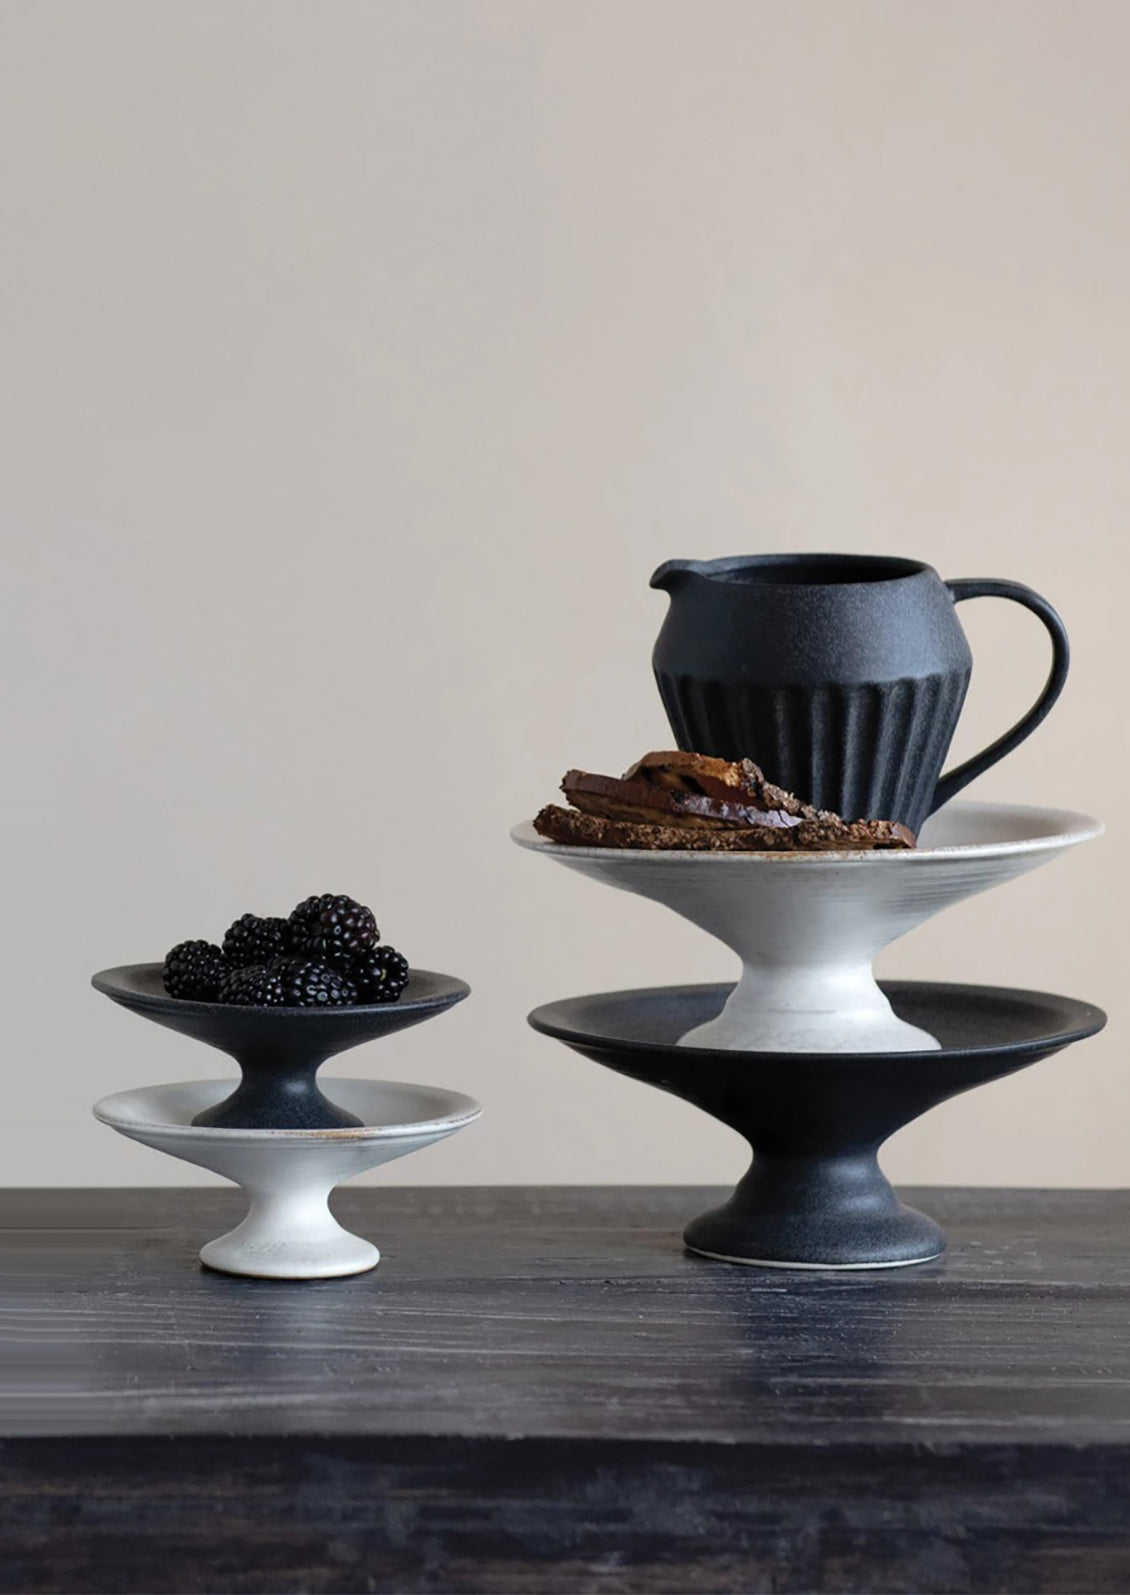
622,749,830,818
561,769,805,832
534,752,915,852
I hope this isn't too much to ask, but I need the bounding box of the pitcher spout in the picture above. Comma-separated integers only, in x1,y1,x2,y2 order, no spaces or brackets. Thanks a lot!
650,558,709,592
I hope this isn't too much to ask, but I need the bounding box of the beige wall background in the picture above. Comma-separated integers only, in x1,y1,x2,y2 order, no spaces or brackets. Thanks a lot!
2,0,1126,1189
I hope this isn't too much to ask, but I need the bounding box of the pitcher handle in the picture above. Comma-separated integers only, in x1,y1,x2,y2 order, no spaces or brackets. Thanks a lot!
930,579,1070,816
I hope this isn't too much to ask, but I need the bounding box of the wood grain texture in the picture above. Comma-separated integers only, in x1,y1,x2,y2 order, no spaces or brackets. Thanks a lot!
3,1186,1130,1593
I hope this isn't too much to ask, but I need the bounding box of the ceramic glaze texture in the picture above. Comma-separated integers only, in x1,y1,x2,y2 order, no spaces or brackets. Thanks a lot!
93,1079,481,1279
514,802,1101,1053
651,555,1070,832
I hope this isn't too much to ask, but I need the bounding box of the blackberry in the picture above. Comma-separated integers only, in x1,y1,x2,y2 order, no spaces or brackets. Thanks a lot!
164,940,228,1001
288,894,378,967
222,913,291,968
220,963,286,1006
349,945,409,1004
275,958,357,1008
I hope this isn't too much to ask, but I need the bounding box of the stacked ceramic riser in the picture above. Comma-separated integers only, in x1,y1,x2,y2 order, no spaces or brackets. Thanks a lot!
93,965,478,1279
516,552,1106,1269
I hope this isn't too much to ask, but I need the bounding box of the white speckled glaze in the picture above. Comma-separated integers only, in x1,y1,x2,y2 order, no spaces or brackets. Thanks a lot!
93,1078,481,1279
513,801,1102,1053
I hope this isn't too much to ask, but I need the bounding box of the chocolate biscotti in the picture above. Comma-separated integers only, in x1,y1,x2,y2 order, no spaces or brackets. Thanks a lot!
533,752,915,852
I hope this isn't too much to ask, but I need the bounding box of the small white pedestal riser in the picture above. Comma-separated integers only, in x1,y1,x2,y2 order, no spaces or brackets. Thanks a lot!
94,1078,481,1280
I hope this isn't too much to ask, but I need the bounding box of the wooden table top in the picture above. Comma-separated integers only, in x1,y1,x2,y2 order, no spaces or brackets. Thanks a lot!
4,1185,1130,1593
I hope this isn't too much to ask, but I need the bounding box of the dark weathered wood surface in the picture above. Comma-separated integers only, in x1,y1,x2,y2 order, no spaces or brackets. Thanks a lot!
3,1186,1130,1593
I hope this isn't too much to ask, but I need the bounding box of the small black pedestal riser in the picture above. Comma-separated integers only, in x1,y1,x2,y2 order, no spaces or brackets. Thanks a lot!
529,980,1105,1270
92,963,470,1130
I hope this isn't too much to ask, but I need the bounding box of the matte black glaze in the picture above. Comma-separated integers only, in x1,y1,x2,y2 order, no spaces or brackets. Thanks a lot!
7,1185,1130,1592
91,963,470,1130
651,554,1070,832
529,980,1105,1268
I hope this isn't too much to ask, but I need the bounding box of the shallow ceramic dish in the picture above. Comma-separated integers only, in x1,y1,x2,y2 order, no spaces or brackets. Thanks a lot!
529,980,1106,1270
93,1077,481,1279
513,801,1101,1053
92,964,470,1129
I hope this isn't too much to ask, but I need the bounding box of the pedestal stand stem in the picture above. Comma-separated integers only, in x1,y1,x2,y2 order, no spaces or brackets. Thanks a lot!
192,1054,362,1130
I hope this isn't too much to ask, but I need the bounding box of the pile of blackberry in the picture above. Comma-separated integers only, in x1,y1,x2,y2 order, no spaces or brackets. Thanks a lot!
162,895,410,1008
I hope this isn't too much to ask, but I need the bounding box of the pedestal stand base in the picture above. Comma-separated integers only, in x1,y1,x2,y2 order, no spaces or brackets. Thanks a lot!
200,1221,380,1280
683,1156,945,1269
679,967,939,1053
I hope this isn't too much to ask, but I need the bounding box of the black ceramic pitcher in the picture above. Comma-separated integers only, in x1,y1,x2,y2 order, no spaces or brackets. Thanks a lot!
651,554,1069,834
